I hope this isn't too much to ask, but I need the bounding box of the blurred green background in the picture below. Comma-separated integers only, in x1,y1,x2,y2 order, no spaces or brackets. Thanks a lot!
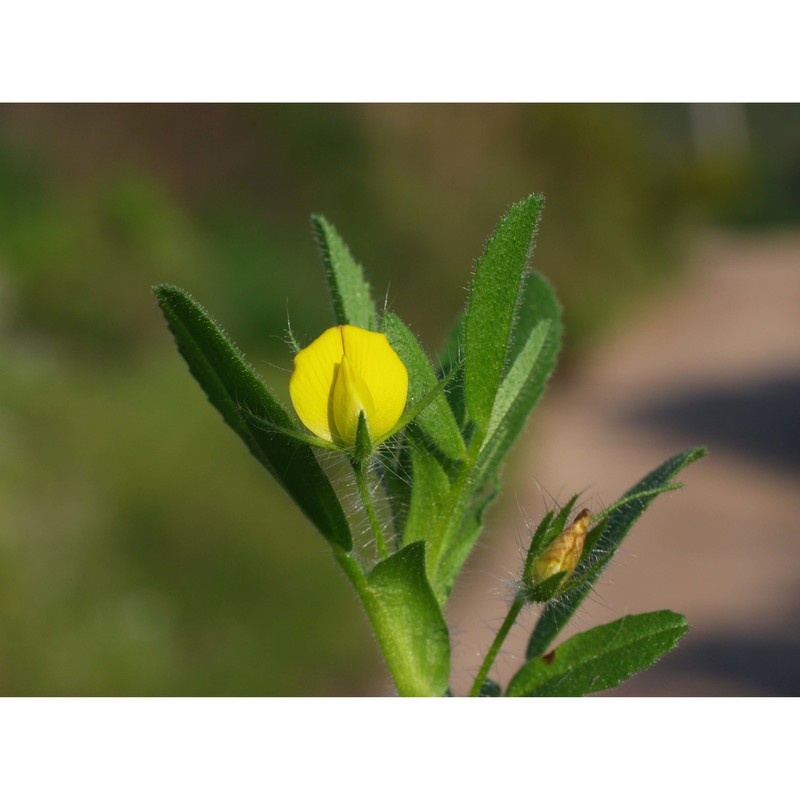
1,104,797,695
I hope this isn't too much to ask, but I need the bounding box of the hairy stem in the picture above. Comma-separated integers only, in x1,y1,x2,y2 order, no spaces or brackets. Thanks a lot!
354,461,389,560
468,593,525,697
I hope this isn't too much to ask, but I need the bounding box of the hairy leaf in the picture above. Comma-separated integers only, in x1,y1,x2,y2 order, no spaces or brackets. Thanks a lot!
364,542,450,696
438,310,468,430
475,272,562,482
402,436,452,550
508,610,688,696
526,447,707,660
382,312,466,461
312,214,377,331
153,284,352,551
465,194,544,431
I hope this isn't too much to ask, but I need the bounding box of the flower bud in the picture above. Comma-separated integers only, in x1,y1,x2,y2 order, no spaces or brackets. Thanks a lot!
532,508,592,586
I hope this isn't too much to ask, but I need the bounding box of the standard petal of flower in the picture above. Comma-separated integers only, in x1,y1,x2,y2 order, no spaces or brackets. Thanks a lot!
340,325,408,440
289,326,344,441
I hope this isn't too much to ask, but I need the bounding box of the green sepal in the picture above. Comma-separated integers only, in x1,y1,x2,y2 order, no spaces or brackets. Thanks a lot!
363,542,450,697
312,214,377,331
526,447,707,660
238,411,340,451
353,410,372,465
524,495,579,575
465,194,545,431
522,509,555,581
508,610,689,696
382,312,466,461
152,283,352,551
522,571,568,604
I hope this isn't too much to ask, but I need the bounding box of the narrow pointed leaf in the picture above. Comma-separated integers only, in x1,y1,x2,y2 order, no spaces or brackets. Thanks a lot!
432,480,499,603
437,310,468,429
465,194,544,431
402,434,452,549
153,283,352,551
312,215,377,330
382,312,466,461
526,447,707,660
483,319,550,444
475,272,562,481
364,542,450,696
508,611,688,696
429,273,562,601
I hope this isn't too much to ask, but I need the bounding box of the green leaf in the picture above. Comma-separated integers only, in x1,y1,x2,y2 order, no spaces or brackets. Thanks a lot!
432,479,499,603
464,194,544,431
437,310,468,430
312,214,377,331
483,319,550,444
428,274,561,601
382,312,466,461
475,272,562,481
364,542,450,697
402,434,452,549
508,611,688,696
526,447,707,660
153,283,352,551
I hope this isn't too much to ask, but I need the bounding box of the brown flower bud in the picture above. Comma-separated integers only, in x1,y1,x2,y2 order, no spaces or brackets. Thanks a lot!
532,508,592,586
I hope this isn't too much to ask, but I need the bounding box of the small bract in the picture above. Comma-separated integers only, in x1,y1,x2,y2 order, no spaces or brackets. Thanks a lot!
289,324,408,447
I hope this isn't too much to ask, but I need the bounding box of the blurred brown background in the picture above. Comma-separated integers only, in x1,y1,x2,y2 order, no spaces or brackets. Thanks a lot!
0,104,797,695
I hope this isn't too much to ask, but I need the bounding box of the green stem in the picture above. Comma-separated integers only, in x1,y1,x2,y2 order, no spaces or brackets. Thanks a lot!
427,431,484,579
354,461,389,560
468,594,525,697
333,546,368,595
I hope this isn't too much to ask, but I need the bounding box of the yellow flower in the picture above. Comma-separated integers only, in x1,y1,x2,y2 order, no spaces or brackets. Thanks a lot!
289,324,409,447
532,508,591,586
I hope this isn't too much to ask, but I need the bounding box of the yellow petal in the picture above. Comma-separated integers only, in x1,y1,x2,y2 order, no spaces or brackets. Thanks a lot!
339,324,408,442
289,324,408,447
289,326,344,441
332,352,375,445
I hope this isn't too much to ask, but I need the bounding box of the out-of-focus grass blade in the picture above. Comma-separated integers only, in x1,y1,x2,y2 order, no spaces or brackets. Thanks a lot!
153,283,352,551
